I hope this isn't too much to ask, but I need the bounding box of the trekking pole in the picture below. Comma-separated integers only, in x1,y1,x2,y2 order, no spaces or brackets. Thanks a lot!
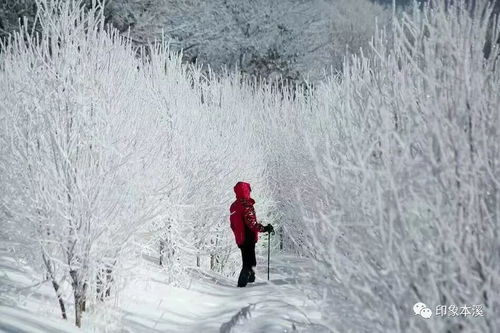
267,230,271,281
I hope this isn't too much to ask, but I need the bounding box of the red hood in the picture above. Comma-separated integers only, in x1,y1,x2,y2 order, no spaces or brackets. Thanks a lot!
234,182,252,200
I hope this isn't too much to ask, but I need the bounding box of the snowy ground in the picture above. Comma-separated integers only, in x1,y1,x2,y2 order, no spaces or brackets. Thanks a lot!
0,244,327,332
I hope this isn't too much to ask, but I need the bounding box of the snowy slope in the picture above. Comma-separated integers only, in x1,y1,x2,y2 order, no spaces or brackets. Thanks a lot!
0,306,80,333
0,246,80,333
0,244,326,332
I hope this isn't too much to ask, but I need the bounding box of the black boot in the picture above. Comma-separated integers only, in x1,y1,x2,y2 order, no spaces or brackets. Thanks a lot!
237,268,250,287
248,269,255,283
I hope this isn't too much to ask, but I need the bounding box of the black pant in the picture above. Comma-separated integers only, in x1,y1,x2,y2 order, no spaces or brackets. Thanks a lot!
237,242,256,287
241,243,256,269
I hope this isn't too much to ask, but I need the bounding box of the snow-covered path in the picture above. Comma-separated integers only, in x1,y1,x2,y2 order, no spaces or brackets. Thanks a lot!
118,255,322,333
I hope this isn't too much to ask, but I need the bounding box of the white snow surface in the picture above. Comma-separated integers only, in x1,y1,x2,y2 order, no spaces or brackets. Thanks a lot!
0,245,325,332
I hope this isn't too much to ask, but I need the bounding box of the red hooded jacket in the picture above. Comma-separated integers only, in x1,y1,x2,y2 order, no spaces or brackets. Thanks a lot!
230,182,264,246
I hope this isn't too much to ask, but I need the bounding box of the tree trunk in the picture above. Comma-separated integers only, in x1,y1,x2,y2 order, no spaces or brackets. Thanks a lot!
74,291,83,328
279,228,284,250
51,280,67,320
210,254,219,271
96,269,110,300
42,253,67,320
81,282,87,312
74,281,87,327
159,240,165,266
105,267,112,297
70,269,87,327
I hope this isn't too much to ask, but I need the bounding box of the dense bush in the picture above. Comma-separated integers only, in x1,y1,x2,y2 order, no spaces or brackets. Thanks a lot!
301,1,500,331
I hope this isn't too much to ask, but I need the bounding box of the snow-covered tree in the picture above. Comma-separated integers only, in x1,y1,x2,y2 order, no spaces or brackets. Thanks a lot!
0,0,171,326
300,0,500,331
152,0,391,81
1,0,392,81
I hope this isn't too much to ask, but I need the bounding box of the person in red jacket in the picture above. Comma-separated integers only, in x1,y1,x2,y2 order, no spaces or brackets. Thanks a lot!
230,182,273,287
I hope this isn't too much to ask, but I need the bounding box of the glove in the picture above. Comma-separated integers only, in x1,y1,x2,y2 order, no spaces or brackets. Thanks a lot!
263,224,274,233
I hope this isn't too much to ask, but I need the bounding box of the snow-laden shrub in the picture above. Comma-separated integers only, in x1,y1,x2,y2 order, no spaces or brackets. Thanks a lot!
0,0,276,326
301,0,500,331
139,48,276,278
0,0,174,326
